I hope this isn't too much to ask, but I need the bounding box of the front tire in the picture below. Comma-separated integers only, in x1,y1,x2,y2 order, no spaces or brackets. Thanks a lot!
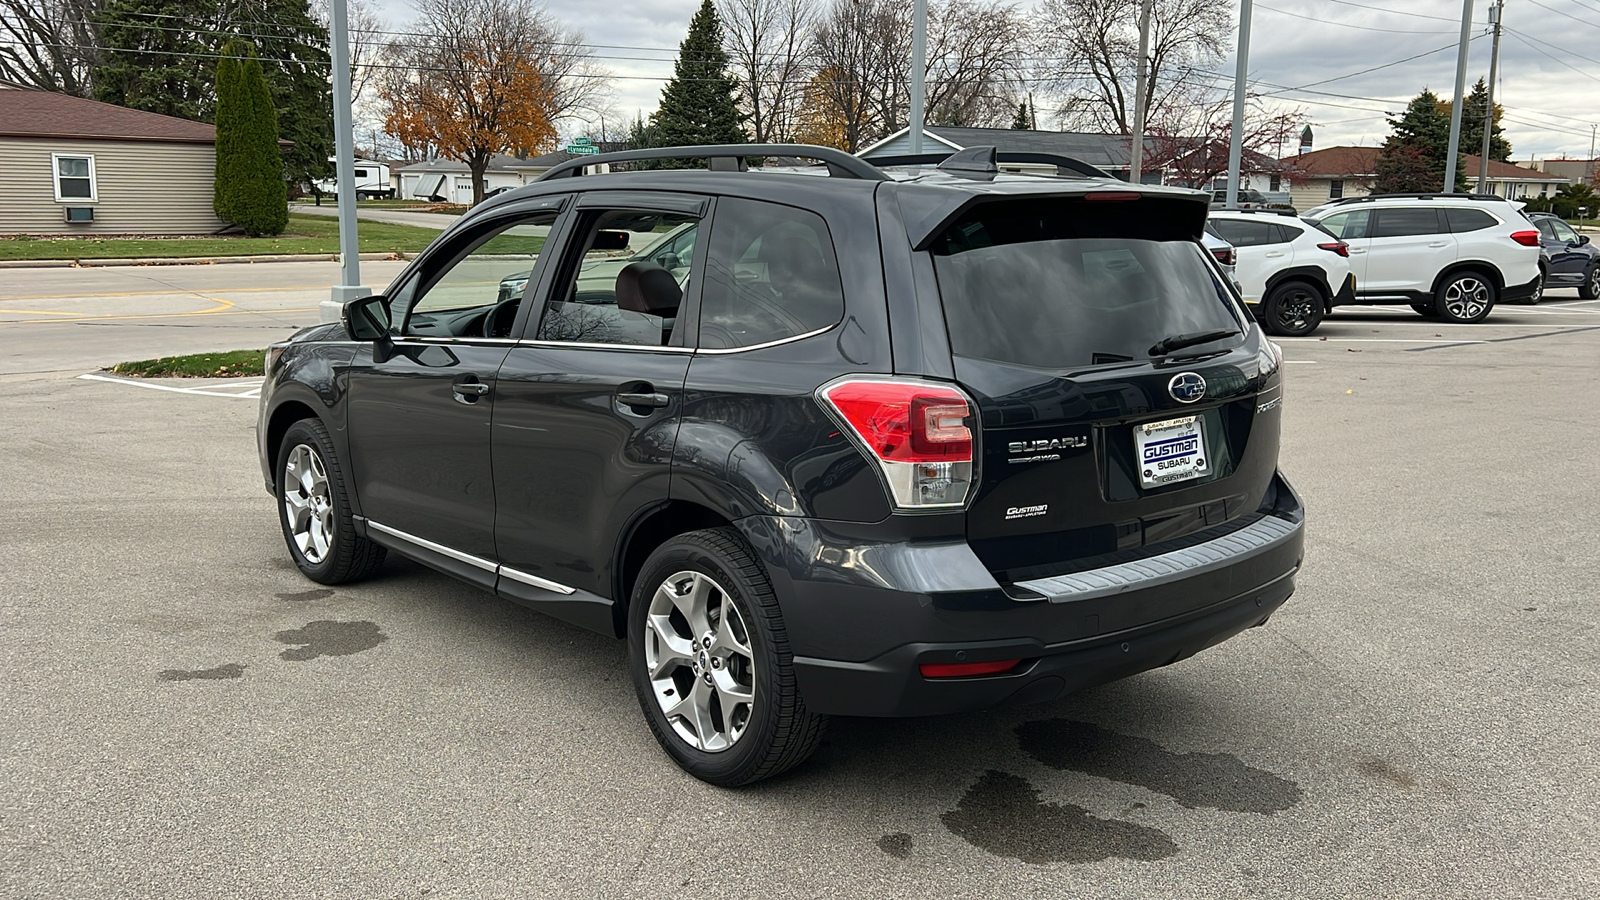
628,528,826,786
276,418,385,584
1434,271,1496,323
1261,280,1326,336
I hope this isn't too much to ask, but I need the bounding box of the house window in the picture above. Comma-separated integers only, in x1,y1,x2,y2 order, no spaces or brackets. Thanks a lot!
53,154,96,201
1329,179,1344,199
1269,174,1281,192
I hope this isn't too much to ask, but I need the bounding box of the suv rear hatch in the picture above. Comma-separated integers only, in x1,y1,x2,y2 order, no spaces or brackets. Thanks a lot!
921,191,1284,588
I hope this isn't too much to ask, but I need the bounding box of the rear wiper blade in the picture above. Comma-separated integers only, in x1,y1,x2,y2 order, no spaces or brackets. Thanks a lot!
1148,329,1238,357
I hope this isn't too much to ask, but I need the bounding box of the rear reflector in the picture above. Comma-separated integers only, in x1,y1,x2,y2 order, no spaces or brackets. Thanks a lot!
818,377,976,509
1316,241,1350,257
920,659,1022,678
1510,230,1540,247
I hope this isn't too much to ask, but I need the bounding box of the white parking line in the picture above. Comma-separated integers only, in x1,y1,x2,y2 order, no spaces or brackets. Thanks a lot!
1278,337,1488,344
77,373,263,399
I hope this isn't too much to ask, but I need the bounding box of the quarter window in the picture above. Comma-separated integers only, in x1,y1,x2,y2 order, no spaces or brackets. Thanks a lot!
1210,219,1280,247
536,209,701,347
697,198,845,350
53,154,96,201
1444,208,1497,233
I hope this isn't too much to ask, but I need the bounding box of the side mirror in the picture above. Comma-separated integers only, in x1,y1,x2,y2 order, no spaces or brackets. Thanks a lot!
1581,235,1591,246
342,295,395,363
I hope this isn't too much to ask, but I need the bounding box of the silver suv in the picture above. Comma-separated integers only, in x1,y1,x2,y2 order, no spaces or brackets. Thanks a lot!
1304,193,1542,323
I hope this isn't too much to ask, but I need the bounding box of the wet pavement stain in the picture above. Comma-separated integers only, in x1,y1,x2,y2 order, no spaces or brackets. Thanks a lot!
276,588,334,602
877,832,913,858
1016,719,1303,814
158,663,245,682
1356,756,1417,789
942,770,1178,864
274,620,387,661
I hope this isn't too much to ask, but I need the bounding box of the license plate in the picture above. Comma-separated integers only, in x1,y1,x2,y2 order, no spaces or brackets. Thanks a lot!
1135,415,1209,488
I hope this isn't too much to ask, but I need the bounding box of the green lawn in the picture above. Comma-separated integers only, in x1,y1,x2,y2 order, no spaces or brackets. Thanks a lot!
110,349,265,378
294,198,430,209
0,214,444,261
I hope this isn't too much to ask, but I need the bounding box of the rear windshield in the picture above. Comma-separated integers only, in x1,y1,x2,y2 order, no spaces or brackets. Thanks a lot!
930,202,1242,369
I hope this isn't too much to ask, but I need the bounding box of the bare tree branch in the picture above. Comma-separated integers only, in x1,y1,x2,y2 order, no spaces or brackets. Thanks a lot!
0,0,103,95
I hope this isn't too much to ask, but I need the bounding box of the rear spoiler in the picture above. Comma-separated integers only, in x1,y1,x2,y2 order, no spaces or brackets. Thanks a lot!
895,183,1213,251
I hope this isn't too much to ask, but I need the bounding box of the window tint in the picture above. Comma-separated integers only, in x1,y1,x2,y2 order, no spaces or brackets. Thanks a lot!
1549,219,1580,243
698,198,844,350
1444,208,1497,233
1275,223,1304,242
930,201,1241,370
1210,219,1280,247
1534,220,1557,240
403,213,557,337
1373,208,1442,237
537,209,699,346
1318,209,1370,240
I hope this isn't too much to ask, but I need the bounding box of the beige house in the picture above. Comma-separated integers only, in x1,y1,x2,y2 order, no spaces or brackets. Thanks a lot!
1283,145,1568,209
0,83,230,235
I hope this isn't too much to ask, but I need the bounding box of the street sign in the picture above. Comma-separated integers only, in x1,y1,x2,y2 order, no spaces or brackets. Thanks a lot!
566,137,599,156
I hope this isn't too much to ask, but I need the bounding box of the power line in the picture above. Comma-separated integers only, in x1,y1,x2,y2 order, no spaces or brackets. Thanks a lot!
1255,3,1457,35
1524,0,1600,31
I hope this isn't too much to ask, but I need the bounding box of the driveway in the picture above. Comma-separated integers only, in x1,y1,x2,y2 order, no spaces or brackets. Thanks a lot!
293,204,461,230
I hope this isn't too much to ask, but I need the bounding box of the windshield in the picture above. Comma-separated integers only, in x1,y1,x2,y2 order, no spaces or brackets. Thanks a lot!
930,207,1242,369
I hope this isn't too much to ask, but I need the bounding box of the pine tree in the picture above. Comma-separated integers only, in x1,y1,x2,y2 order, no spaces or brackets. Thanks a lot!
1374,90,1466,193
241,0,334,195
1447,78,1513,164
94,0,218,120
1011,102,1030,130
650,0,746,164
214,40,288,236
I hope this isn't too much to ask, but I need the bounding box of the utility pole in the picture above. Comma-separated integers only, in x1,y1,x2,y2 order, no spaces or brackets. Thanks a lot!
1444,0,1475,195
1225,0,1252,208
1477,0,1504,192
322,0,369,323
1129,0,1153,184
1588,124,1596,186
909,0,926,156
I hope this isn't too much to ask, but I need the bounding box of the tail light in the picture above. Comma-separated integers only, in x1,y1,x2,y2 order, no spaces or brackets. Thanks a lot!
1211,246,1236,267
1510,230,1541,247
818,377,976,510
1085,191,1142,202
1316,241,1350,257
920,659,1021,678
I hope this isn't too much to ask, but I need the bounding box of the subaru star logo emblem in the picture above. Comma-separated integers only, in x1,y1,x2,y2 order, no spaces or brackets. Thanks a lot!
1168,372,1206,404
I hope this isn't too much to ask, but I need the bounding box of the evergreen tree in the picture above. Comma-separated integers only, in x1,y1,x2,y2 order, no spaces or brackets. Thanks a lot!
94,0,218,120
1374,90,1466,193
1446,78,1513,163
238,0,334,194
1011,102,1030,130
650,0,746,164
214,40,288,236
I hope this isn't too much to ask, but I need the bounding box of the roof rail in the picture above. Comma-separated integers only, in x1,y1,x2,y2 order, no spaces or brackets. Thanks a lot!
866,148,1113,179
1220,208,1301,217
1324,192,1504,205
535,143,889,182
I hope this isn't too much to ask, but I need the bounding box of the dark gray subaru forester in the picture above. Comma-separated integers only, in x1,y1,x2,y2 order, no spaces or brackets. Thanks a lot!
257,144,1305,786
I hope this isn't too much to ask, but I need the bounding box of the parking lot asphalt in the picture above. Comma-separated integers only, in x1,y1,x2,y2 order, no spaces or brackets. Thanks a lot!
1,285,1597,898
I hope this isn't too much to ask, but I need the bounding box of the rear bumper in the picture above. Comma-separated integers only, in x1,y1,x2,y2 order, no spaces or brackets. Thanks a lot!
1502,272,1543,304
739,473,1305,718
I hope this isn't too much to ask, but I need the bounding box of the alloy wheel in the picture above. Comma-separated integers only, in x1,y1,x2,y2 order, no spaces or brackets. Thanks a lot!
1442,277,1489,320
1275,287,1318,333
283,443,335,563
643,570,756,752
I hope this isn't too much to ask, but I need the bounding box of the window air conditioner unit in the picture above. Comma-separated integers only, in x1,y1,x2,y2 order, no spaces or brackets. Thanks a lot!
64,207,95,223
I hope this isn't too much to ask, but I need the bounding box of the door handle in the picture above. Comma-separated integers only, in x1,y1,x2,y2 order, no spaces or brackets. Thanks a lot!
1427,241,1449,248
616,390,670,408
1265,251,1285,258
452,377,490,402
1349,248,1366,254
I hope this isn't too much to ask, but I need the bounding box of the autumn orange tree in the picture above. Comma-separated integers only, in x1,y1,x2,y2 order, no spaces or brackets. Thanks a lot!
382,0,563,204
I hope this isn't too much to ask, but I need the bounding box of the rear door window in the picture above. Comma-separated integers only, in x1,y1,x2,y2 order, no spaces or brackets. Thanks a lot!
1444,208,1498,233
1373,208,1443,237
1210,219,1280,247
697,198,845,350
930,199,1241,369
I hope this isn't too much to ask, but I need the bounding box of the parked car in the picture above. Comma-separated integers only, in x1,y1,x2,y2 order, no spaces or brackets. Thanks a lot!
1201,229,1243,293
1527,212,1600,300
257,143,1304,786
1205,210,1354,336
1212,188,1269,208
313,159,394,200
1304,193,1541,323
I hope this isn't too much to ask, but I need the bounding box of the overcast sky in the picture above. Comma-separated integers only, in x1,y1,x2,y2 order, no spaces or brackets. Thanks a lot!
369,0,1600,161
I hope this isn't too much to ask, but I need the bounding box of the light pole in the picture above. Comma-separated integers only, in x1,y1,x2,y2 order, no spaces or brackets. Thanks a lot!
322,0,370,323
1443,0,1475,195
909,0,926,157
1477,0,1503,192
1225,0,1252,209
1128,0,1153,184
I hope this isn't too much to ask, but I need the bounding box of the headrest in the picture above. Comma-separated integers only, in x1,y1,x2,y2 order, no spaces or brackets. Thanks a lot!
615,261,682,316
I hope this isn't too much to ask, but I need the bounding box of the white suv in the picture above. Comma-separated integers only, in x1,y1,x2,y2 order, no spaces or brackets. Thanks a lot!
1205,210,1354,336
1303,194,1541,323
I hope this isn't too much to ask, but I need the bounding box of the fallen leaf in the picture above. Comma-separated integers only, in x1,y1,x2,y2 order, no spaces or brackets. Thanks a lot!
1318,336,1328,341
1346,389,1355,394
1346,348,1362,352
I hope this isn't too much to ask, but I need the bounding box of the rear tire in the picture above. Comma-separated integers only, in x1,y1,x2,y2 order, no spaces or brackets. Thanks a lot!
1433,271,1496,323
1580,265,1600,300
628,528,826,786
276,418,386,584
1261,280,1326,336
